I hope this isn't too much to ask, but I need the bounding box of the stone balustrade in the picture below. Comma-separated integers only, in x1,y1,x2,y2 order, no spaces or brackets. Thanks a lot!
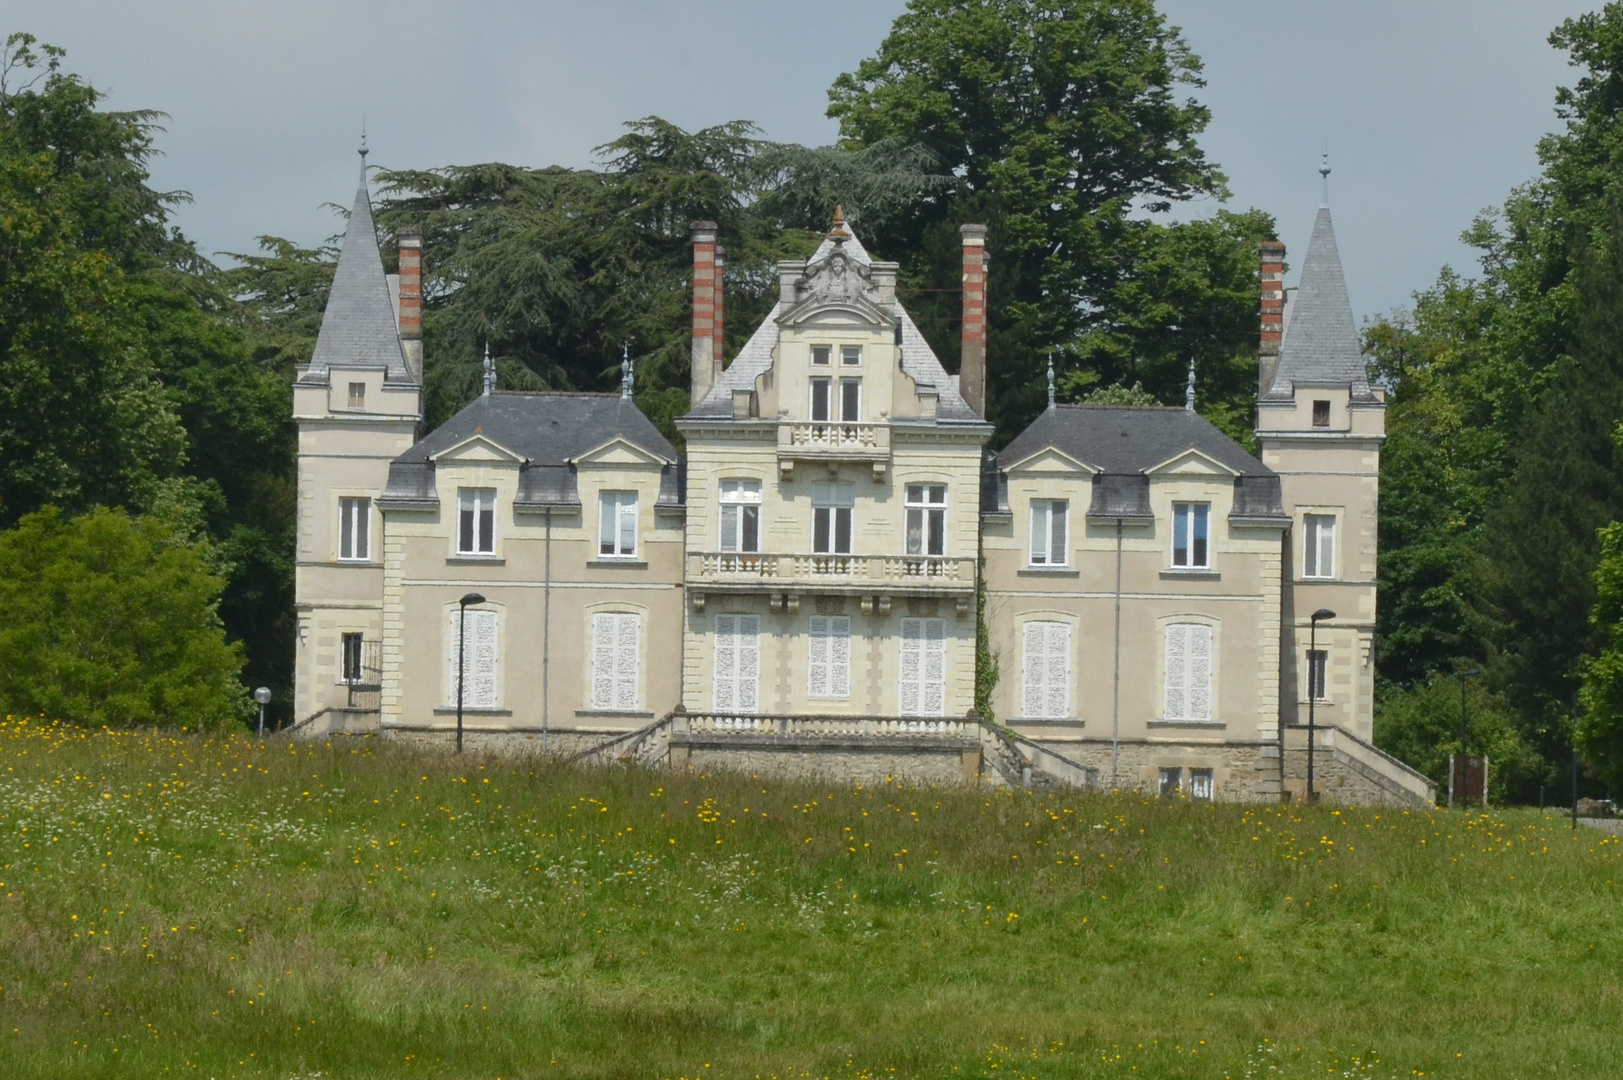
689,552,976,595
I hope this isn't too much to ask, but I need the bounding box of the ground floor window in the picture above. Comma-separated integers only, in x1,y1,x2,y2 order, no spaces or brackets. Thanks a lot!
1021,620,1070,718
713,614,760,713
808,615,850,698
899,617,946,716
446,608,497,708
590,612,641,710
341,632,364,684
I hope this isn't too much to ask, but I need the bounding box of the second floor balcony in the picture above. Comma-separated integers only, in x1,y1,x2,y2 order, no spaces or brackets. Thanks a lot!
688,549,976,599
777,421,891,480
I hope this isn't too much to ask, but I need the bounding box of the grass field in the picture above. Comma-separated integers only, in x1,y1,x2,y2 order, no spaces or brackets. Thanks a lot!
0,718,1619,1080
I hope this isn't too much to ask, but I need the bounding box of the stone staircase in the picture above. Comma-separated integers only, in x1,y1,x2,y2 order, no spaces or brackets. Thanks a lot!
1283,723,1436,806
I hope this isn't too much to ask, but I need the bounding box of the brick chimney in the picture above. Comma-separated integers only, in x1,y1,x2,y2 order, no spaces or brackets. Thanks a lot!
398,226,424,384
713,245,726,388
1258,240,1286,396
959,224,989,417
690,220,719,405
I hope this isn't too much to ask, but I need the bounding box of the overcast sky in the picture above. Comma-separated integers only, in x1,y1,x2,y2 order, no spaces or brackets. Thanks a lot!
6,0,1602,321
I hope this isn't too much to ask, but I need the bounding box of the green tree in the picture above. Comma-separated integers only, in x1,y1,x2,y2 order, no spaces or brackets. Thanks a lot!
1580,520,1623,788
0,507,247,730
1373,671,1543,805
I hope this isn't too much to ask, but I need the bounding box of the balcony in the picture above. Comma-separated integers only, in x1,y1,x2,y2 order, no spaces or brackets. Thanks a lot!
777,421,891,480
688,550,976,608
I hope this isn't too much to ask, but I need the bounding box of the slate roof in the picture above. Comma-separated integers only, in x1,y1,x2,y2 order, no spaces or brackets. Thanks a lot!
988,405,1286,523
300,185,412,384
381,392,682,510
1266,207,1371,399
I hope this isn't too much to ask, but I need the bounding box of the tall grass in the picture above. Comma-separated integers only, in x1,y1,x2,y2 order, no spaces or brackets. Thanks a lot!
0,717,1618,1079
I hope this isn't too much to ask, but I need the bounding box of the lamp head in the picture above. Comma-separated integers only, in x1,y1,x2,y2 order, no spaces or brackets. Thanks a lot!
1311,608,1336,622
460,592,486,607
1463,667,1481,678
253,687,272,705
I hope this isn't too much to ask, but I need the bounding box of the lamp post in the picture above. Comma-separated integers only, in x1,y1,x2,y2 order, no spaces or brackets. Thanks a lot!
1458,667,1481,807
1306,608,1336,802
456,592,486,754
253,686,272,738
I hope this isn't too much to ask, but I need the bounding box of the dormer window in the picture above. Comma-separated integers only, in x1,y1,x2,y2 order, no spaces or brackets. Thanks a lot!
1171,502,1210,569
1312,399,1330,427
458,488,496,555
841,345,862,366
348,382,366,409
811,345,831,366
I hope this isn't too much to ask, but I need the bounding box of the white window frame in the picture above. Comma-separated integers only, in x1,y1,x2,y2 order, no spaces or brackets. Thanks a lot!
338,496,370,562
1189,768,1214,800
905,483,947,556
347,381,366,409
813,482,854,555
811,345,832,367
808,615,851,698
1163,622,1214,722
810,377,832,422
1021,620,1071,719
1303,513,1336,579
899,617,947,717
598,491,638,558
457,488,496,556
719,479,762,553
590,612,641,711
1029,499,1068,566
713,614,760,714
839,377,861,423
1171,502,1210,569
446,608,498,709
840,345,862,366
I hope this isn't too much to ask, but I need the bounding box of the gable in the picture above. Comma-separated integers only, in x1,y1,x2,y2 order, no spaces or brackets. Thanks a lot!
1002,445,1095,476
430,433,525,465
1143,448,1241,478
572,435,674,467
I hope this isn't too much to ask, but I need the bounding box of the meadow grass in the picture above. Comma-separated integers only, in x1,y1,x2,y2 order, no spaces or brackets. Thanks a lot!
0,718,1619,1079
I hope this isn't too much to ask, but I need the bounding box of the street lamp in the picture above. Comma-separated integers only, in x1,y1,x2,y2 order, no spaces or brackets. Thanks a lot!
253,686,272,738
456,592,486,754
1458,667,1481,807
1306,608,1336,802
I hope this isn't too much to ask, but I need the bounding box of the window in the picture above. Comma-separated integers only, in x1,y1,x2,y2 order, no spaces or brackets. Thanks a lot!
899,617,946,716
1190,768,1214,800
458,489,495,555
1164,623,1214,722
1021,621,1070,718
841,345,862,366
808,615,851,698
590,612,640,710
813,482,854,554
713,614,760,713
1303,514,1336,579
905,484,947,556
1158,767,1183,796
811,345,831,366
839,378,861,422
598,491,638,558
1312,399,1331,427
347,381,366,409
446,608,497,708
341,633,364,684
1171,502,1210,568
1307,649,1328,702
1029,499,1068,565
810,378,831,422
338,496,370,561
719,479,761,553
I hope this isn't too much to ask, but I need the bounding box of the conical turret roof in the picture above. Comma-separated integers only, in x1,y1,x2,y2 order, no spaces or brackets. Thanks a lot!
304,184,411,383
1266,207,1369,399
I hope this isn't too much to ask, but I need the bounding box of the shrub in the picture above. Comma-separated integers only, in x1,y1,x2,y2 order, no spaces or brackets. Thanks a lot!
1374,672,1543,803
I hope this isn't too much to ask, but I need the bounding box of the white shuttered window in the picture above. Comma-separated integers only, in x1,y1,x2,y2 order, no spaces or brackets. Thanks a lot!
899,618,946,716
713,614,760,713
446,609,498,708
1021,621,1071,718
1163,623,1213,722
590,613,640,710
808,616,851,698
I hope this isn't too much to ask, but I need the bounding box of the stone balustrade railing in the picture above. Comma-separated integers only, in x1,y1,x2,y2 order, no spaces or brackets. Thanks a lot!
691,552,975,590
675,712,972,740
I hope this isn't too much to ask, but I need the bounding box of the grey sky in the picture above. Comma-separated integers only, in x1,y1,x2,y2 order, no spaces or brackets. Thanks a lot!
7,0,1602,322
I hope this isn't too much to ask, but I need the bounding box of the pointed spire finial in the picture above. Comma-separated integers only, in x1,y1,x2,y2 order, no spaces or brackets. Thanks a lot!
1046,350,1056,410
621,343,634,400
1319,150,1331,209
482,342,495,398
1185,357,1196,411
358,118,369,188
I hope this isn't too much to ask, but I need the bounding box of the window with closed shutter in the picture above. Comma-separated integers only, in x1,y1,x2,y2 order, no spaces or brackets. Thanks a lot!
591,612,640,710
808,616,851,698
713,614,760,713
447,608,498,708
899,618,946,716
1163,623,1213,722
1021,621,1070,718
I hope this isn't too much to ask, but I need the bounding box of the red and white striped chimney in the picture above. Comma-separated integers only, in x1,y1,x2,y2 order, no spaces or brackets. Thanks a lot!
398,226,424,383
959,223,989,417
1258,240,1286,395
712,244,726,388
691,221,719,405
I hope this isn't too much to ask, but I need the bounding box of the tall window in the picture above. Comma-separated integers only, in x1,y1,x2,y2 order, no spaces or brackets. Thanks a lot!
1307,649,1328,702
1021,621,1070,718
839,378,861,422
347,381,366,409
599,492,638,558
719,479,761,553
338,497,370,561
899,617,946,716
813,483,854,554
841,345,862,366
808,615,851,698
1029,499,1068,566
341,632,364,684
810,378,831,422
446,608,498,708
1303,514,1336,579
1171,502,1210,568
1164,623,1214,722
713,614,760,713
811,345,831,366
458,489,495,555
905,484,947,556
590,612,641,710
